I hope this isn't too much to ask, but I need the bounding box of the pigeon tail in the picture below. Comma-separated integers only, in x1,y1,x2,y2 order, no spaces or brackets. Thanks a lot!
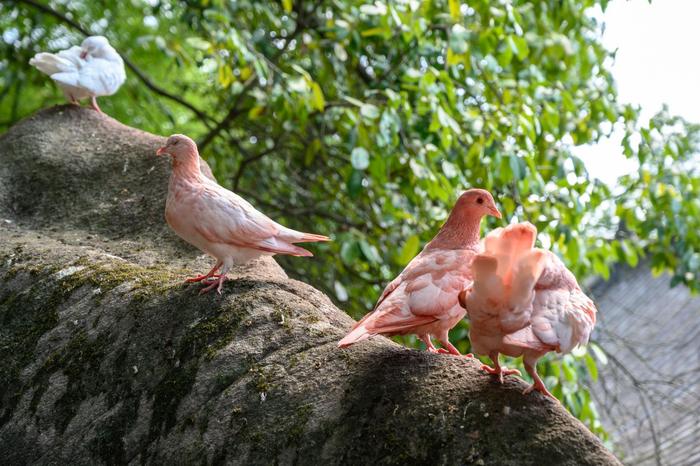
338,325,371,348
29,53,76,75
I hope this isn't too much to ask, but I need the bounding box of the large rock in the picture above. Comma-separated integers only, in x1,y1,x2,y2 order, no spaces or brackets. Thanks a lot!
0,106,620,465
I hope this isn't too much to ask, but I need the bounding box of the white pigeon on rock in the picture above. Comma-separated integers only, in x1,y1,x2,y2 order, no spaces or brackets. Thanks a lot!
29,36,126,113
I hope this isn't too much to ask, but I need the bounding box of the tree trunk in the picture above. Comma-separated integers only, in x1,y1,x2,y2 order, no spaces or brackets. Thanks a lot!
0,106,620,465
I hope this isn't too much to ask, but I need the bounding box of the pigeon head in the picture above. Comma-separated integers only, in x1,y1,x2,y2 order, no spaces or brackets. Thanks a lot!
80,36,111,59
453,188,501,219
156,134,199,164
427,188,501,249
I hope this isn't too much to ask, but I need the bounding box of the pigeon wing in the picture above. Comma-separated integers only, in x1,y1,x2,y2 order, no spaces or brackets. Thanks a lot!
191,184,313,256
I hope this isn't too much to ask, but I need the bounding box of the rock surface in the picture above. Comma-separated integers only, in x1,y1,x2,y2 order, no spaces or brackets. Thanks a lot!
0,106,620,465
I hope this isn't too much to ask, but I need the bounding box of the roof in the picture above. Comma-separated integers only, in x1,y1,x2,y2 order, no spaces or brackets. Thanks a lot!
590,262,700,466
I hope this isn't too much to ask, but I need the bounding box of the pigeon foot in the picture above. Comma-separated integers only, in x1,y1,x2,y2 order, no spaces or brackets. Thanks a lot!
480,364,521,383
199,275,227,295
523,380,556,399
186,274,222,283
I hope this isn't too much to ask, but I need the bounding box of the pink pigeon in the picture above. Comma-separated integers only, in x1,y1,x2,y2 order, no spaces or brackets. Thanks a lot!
458,222,597,398
338,189,501,355
156,134,330,294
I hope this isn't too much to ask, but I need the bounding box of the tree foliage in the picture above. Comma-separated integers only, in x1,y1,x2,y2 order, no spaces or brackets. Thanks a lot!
2,0,699,443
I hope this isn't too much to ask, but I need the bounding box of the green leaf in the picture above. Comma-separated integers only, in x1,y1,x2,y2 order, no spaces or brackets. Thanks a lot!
620,240,639,267
360,4,387,15
282,0,293,13
346,170,363,198
361,27,387,37
351,147,370,170
449,24,468,55
334,280,348,302
584,353,598,382
360,104,380,120
448,0,461,20
310,82,325,111
397,235,420,265
359,240,381,264
442,160,458,178
340,241,360,264
186,37,211,50
590,343,608,366
509,155,525,180
566,237,581,264
508,35,529,60
562,360,576,382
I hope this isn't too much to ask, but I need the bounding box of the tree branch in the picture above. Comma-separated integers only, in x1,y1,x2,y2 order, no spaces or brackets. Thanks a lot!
238,188,365,231
14,0,214,126
232,140,283,190
197,12,308,152
196,76,258,152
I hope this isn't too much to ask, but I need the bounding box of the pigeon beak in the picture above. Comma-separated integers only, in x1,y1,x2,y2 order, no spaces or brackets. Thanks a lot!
80,49,88,59
489,206,502,219
156,146,167,156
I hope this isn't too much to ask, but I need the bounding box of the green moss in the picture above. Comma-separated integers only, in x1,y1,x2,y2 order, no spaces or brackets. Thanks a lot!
29,330,108,431
88,395,139,464
247,363,278,395
272,308,293,331
300,314,321,324
1,253,250,458
288,354,300,368
65,256,178,301
0,271,61,424
149,362,199,439
287,403,313,445
148,302,246,439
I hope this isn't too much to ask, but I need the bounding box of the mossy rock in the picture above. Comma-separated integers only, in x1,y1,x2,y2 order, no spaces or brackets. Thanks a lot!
0,107,620,465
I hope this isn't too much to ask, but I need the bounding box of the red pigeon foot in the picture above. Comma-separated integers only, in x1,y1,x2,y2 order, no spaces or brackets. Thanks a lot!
481,364,521,383
186,274,222,283
199,275,227,295
523,380,556,399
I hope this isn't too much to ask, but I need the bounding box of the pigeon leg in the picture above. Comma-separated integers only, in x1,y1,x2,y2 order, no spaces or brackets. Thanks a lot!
69,94,79,105
186,261,222,283
481,351,520,383
436,332,474,357
90,96,103,113
419,334,440,353
522,356,555,399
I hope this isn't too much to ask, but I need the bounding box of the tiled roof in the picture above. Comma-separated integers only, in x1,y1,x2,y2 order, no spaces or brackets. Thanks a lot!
590,262,700,466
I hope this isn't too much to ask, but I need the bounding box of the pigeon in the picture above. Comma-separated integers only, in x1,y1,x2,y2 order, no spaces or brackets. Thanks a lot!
197,156,217,182
458,222,597,398
338,189,501,354
29,36,126,113
156,134,330,294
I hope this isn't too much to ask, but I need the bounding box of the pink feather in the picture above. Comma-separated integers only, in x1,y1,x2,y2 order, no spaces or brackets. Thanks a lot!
462,222,597,398
339,189,501,355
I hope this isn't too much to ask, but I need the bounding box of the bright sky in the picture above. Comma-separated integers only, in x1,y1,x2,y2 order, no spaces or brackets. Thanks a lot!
575,0,700,185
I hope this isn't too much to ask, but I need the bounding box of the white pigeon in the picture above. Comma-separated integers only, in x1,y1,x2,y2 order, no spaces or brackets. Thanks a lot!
29,36,126,113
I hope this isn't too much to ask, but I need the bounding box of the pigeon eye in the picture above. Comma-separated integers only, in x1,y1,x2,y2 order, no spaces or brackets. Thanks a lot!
477,197,484,204
172,141,179,146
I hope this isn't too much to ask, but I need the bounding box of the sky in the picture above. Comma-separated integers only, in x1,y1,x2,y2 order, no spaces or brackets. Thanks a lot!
575,0,700,185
